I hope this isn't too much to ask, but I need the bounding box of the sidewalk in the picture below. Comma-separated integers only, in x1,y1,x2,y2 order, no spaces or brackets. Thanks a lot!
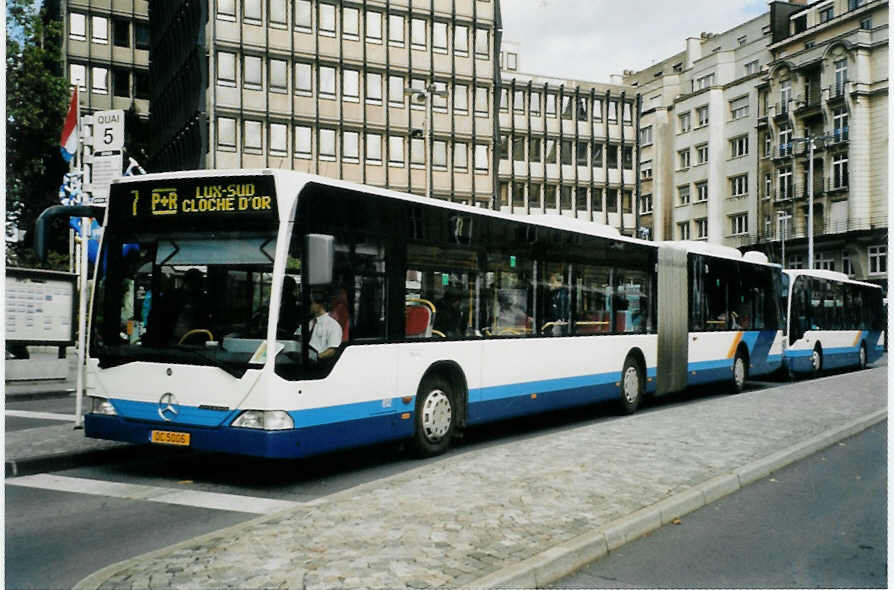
58,363,886,590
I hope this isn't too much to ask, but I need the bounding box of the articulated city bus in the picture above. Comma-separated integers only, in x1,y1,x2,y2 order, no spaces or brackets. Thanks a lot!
782,269,885,375
39,170,784,459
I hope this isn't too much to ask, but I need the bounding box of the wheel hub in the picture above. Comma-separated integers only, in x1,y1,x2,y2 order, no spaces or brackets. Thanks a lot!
623,366,639,404
421,389,452,442
734,357,746,387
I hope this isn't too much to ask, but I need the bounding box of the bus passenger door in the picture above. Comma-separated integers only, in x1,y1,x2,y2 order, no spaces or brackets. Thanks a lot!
656,245,688,395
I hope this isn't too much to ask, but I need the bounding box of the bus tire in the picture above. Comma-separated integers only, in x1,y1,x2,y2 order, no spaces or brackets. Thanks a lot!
858,342,867,370
810,344,823,377
731,348,748,394
412,376,455,458
619,355,644,415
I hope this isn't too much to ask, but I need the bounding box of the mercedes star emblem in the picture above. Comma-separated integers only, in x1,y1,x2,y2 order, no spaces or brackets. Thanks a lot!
157,392,179,422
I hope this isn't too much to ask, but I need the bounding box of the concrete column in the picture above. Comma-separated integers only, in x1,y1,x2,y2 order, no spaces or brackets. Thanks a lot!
707,88,725,244
847,93,870,230
652,107,673,241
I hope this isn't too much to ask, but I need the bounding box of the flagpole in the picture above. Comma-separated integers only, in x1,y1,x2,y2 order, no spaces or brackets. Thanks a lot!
74,87,88,429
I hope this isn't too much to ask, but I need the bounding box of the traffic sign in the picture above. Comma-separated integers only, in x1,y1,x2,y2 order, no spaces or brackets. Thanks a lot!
92,109,124,151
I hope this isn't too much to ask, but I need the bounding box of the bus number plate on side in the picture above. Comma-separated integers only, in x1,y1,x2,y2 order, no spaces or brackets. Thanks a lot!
150,430,191,446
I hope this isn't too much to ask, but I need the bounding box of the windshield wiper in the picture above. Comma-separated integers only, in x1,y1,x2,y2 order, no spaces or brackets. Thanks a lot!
169,345,246,378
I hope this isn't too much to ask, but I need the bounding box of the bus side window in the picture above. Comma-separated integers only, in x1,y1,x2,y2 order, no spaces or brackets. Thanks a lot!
614,269,650,334
484,254,534,337
573,264,612,335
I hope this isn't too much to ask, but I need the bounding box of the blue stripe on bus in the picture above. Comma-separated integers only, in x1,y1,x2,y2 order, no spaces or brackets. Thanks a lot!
785,331,884,373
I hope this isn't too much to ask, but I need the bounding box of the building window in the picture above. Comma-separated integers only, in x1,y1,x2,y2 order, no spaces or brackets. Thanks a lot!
112,68,130,98
218,0,236,18
560,140,573,166
868,246,886,274
640,126,652,145
778,166,792,200
860,17,872,30
474,86,488,115
270,0,287,25
561,95,573,120
576,141,588,166
411,18,426,48
134,71,149,99
270,123,287,155
694,73,715,91
544,139,556,164
622,101,633,124
788,254,804,269
513,89,525,113
814,251,835,271
91,16,108,43
695,218,708,240
592,142,603,168
475,29,489,57
834,58,847,95
366,72,382,103
388,75,404,106
295,126,312,158
295,62,312,94
730,135,748,158
678,111,691,133
833,107,848,142
244,120,262,151
244,55,262,88
640,162,652,180
498,88,508,112
695,182,708,202
134,22,149,50
764,133,772,158
841,251,854,275
819,6,834,23
454,24,468,55
529,137,541,163
343,69,360,101
366,10,382,41
730,214,748,236
218,117,236,148
678,221,690,240
217,52,236,86
506,52,517,70
343,131,360,161
745,60,759,75
388,136,404,165
269,59,287,91
622,145,633,169
113,18,130,47
592,98,602,121
678,185,690,205
780,79,792,112
529,91,541,115
678,149,690,169
510,137,524,162
366,133,382,163
730,96,749,120
605,189,618,213
545,93,557,117
319,4,336,35
577,96,588,120
388,14,404,45
606,144,618,168
243,0,261,22
319,66,336,97
454,142,468,170
432,21,447,50
832,153,848,189
91,66,108,94
343,7,359,37
641,194,653,214
474,144,488,171
409,138,424,165
432,140,447,168
607,99,618,122
696,105,709,127
696,143,709,165
295,1,312,30
432,81,447,111
764,174,772,200
738,35,747,46
730,174,748,197
319,128,336,159
778,124,792,156
454,84,469,113
70,12,87,40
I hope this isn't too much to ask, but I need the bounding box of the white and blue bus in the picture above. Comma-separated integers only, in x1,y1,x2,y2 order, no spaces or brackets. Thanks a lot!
783,269,885,375
38,170,784,458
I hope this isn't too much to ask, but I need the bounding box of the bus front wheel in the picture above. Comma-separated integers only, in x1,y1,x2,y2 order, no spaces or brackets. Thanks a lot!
810,345,823,376
858,342,867,370
619,355,644,415
731,349,748,394
412,376,455,458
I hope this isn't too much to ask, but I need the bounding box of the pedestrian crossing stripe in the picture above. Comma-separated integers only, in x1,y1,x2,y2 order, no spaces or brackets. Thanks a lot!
5,410,77,422
6,474,301,515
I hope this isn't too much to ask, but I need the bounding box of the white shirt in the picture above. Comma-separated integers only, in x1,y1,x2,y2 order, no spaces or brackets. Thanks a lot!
309,312,343,359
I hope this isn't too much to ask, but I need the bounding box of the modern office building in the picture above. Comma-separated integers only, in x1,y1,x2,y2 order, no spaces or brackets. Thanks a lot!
148,0,501,208
496,72,641,233
756,0,888,284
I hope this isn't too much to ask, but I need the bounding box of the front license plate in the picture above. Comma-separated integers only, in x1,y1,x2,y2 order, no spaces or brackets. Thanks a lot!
150,430,191,446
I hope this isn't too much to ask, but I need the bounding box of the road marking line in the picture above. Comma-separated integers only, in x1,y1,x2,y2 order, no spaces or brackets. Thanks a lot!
6,474,301,515
5,410,78,422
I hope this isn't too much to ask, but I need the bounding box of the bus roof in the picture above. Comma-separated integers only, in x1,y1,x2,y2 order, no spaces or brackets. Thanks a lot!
783,268,881,289
660,240,780,268
112,169,656,248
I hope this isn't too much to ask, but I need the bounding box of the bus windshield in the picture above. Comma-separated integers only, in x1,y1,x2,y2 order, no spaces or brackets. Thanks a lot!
91,231,279,376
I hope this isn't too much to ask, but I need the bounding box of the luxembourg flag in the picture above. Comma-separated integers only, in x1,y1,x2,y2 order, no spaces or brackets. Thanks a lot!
59,87,79,163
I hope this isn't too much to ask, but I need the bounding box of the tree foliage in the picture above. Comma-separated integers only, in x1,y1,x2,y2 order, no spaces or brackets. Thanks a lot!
6,0,70,268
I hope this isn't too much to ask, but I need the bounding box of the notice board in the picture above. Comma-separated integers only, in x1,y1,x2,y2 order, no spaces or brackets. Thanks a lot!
5,268,77,345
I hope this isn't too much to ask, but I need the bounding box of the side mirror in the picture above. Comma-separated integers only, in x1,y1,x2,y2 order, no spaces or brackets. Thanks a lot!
34,205,105,261
305,233,334,286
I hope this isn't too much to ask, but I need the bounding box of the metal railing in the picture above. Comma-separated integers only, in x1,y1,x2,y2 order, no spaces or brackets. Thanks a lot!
759,215,887,242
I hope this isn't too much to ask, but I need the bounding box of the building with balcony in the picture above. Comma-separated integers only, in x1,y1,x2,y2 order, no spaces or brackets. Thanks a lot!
148,0,501,207
496,72,640,233
756,0,887,284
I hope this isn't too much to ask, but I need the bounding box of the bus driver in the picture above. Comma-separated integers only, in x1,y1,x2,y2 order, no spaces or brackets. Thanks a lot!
308,290,342,361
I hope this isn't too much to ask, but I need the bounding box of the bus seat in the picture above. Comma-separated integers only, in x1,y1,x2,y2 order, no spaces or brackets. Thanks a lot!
406,299,435,338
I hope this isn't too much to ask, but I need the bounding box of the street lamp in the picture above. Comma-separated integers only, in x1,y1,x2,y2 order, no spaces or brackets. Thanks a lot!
404,84,447,199
791,133,834,270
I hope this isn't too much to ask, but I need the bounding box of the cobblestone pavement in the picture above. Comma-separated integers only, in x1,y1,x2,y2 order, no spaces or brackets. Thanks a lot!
69,365,887,590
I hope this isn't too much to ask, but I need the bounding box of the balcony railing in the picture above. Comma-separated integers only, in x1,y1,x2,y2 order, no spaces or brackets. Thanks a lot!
829,126,849,143
760,215,886,241
793,88,822,112
827,83,847,101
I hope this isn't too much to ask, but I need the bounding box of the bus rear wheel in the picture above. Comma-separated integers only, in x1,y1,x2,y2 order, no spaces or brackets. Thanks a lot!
619,355,644,415
412,376,455,458
810,345,823,376
858,342,867,370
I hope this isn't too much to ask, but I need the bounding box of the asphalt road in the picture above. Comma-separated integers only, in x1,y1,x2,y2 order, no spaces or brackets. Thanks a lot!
552,420,887,588
6,395,78,432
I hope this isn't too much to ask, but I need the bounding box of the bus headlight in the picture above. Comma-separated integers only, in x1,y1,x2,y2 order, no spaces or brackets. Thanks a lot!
90,397,117,416
231,410,294,431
